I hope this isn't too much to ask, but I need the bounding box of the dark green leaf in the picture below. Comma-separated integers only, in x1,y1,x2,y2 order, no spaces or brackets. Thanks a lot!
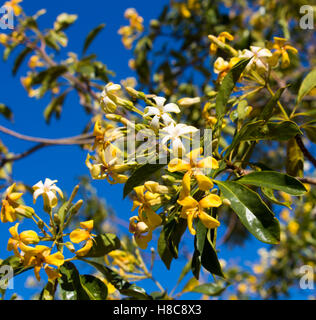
191,282,227,296
286,137,304,178
12,47,32,76
297,69,316,103
83,24,105,54
39,280,56,300
0,104,13,121
216,181,280,244
44,92,68,123
79,275,108,300
261,187,292,209
123,164,165,198
84,233,121,257
236,171,306,195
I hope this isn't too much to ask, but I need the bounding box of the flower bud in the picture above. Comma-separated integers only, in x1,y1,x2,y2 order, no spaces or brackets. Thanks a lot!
177,97,201,107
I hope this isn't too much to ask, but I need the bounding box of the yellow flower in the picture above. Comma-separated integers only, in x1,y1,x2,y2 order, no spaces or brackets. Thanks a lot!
177,194,222,235
129,216,153,250
288,220,299,235
253,264,264,274
237,283,248,294
132,186,162,229
210,31,234,55
270,37,298,68
28,55,44,69
214,57,240,82
4,0,23,16
1,183,34,223
0,34,9,45
280,209,290,222
7,223,39,257
22,245,64,281
70,220,95,256
168,148,219,198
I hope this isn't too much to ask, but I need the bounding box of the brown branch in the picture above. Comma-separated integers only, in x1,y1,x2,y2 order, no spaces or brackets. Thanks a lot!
0,125,93,145
295,135,316,169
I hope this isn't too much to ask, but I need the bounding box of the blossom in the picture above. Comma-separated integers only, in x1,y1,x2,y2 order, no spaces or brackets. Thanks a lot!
22,245,64,281
28,55,44,69
143,96,180,129
209,31,234,55
214,57,240,81
270,37,298,68
7,223,39,257
168,148,219,198
0,34,8,45
4,0,23,16
32,178,63,209
132,186,162,230
70,220,95,256
1,183,34,223
129,216,153,250
239,46,272,71
100,83,121,113
177,194,222,235
161,123,198,153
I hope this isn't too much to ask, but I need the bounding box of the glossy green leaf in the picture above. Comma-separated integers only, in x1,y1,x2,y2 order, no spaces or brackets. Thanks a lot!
84,233,121,257
79,259,152,300
79,275,108,300
83,23,105,54
215,58,251,131
158,217,187,270
39,280,56,300
216,181,280,244
261,187,292,209
123,164,165,198
286,137,304,178
297,68,316,103
236,171,306,195
191,281,227,296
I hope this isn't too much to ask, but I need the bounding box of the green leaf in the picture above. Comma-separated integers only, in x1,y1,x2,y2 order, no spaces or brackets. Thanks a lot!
12,47,32,76
44,92,68,123
123,164,165,198
79,259,152,300
258,86,287,121
0,104,13,121
1,256,32,277
286,137,304,178
297,69,316,103
215,58,251,130
39,280,56,300
84,233,121,257
236,171,306,195
216,181,280,244
58,262,90,300
261,187,292,209
158,217,187,270
79,275,108,300
83,24,105,54
191,282,227,296
304,125,316,144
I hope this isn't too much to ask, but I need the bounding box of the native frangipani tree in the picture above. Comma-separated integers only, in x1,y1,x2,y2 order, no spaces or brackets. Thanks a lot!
0,0,315,300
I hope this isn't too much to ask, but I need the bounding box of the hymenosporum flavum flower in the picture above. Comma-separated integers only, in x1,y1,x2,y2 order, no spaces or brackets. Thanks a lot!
28,55,44,69
4,0,23,16
22,245,64,281
100,83,121,113
143,96,180,130
177,194,222,235
177,97,201,107
161,123,198,153
129,216,153,250
85,149,128,184
132,186,162,230
168,148,219,198
214,57,240,81
0,33,8,45
7,223,40,257
69,220,95,256
270,37,298,69
32,178,63,209
209,31,234,55
1,183,34,223
239,46,272,72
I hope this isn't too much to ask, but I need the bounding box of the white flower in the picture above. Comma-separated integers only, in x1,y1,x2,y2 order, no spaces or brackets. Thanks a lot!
239,46,272,71
143,96,180,129
161,123,198,152
100,83,121,113
32,178,63,208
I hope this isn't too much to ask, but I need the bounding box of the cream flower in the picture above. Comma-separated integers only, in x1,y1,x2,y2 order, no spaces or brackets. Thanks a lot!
32,178,63,209
143,96,180,129
100,83,121,113
161,123,198,152
239,46,272,71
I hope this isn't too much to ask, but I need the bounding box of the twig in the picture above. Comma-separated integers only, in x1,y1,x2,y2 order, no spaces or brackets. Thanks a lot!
295,135,316,169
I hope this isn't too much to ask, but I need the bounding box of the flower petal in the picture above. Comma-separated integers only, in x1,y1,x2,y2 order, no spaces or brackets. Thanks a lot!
45,252,64,267
198,210,220,229
163,103,180,113
199,194,222,208
195,174,214,191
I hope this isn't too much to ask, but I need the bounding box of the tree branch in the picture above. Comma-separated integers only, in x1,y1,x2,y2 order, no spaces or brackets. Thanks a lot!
295,135,316,169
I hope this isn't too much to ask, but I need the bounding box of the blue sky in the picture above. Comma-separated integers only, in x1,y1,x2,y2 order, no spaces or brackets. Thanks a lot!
0,0,314,300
